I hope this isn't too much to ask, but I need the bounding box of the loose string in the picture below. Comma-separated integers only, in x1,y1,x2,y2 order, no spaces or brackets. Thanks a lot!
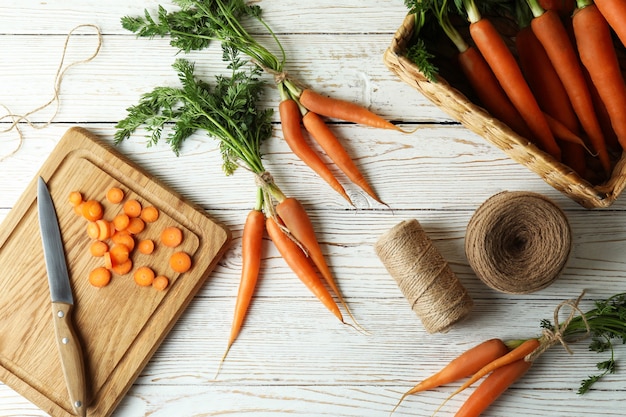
0,24,102,163
526,290,590,362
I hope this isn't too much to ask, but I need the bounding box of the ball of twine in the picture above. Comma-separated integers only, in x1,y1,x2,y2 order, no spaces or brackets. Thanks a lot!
465,191,572,294
374,219,473,334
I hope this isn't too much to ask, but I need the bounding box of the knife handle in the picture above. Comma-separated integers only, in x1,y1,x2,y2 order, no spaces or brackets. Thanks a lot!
52,302,88,417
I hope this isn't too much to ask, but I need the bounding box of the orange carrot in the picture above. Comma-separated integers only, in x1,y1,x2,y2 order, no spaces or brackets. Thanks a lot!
112,231,136,251
528,6,611,173
152,275,170,291
106,187,124,204
86,222,100,240
113,213,130,231
112,259,133,275
89,240,109,257
89,267,111,288
170,251,192,273
96,219,113,241
466,13,561,159
123,199,142,218
266,216,344,323
302,111,384,204
134,266,155,287
390,339,509,414
109,243,131,266
126,217,146,235
140,205,159,223
161,226,183,247
594,0,626,48
454,359,532,417
216,209,265,377
299,89,401,131
573,3,626,153
275,197,361,328
68,191,83,207
137,239,155,255
82,199,104,222
279,99,352,204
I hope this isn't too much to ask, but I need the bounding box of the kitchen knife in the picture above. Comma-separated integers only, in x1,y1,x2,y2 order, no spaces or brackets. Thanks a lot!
37,176,88,417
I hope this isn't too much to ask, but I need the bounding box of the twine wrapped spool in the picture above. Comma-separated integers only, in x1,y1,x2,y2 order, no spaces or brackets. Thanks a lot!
374,219,473,333
465,191,572,294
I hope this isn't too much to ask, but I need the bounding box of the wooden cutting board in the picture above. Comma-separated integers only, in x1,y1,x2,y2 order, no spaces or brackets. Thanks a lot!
0,127,231,417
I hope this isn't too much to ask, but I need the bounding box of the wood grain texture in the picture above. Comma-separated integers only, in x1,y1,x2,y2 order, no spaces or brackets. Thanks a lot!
1,1,626,416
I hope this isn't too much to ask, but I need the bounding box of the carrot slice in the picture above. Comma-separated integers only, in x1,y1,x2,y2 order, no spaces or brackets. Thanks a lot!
169,251,192,273
137,239,155,255
140,206,159,223
89,240,109,257
68,191,83,207
161,226,183,248
134,266,155,286
123,199,142,218
113,213,130,231
106,187,125,204
89,267,111,288
152,275,170,291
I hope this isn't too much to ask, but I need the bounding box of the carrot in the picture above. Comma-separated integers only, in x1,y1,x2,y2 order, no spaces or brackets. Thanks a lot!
275,197,362,328
266,216,344,323
137,239,155,255
453,359,532,417
134,266,155,287
123,199,142,218
161,226,183,247
109,243,131,266
106,187,124,204
279,99,352,204
152,275,170,291
527,5,611,173
594,0,626,48
112,231,135,251
390,339,509,414
89,240,109,257
216,209,265,378
126,217,146,235
170,251,192,273
73,202,85,216
68,191,83,207
463,3,561,160
96,219,113,241
302,111,384,204
299,88,402,131
544,112,590,150
86,222,100,240
140,205,159,223
112,259,133,275
573,2,626,153
89,267,111,288
112,213,130,231
82,199,104,222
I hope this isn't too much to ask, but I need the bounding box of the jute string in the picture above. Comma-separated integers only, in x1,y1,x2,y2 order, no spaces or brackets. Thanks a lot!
465,191,572,294
0,24,102,162
374,219,473,334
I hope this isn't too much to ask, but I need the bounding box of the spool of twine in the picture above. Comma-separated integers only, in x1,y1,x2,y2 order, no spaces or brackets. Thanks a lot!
465,191,571,294
374,219,473,334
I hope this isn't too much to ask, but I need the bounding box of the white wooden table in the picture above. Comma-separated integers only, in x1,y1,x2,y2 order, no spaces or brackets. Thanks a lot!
1,1,625,416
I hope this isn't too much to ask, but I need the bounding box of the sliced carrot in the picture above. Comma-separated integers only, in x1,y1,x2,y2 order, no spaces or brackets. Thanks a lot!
152,275,170,291
112,213,130,231
89,240,109,257
112,259,133,275
96,219,113,240
112,231,135,251
123,199,142,218
104,252,113,270
86,222,100,240
82,200,104,222
137,239,155,255
68,191,83,207
73,202,85,216
140,206,159,223
109,243,131,265
126,217,146,235
89,267,111,288
169,251,192,273
106,187,125,204
161,226,183,248
134,266,155,287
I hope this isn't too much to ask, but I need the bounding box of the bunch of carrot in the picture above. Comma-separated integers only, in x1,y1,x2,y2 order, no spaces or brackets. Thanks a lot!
121,0,404,206
407,0,626,182
392,291,626,416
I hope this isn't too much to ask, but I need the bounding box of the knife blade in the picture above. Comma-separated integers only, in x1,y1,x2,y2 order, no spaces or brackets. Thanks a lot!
37,176,88,417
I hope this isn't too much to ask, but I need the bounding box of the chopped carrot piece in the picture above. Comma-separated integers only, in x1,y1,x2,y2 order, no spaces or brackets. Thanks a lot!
152,275,169,291
169,251,192,273
68,191,83,207
112,259,133,275
82,200,104,222
106,187,125,204
134,266,155,287
140,206,159,223
96,219,113,240
112,231,135,251
137,239,155,255
73,202,85,216
89,240,109,257
104,252,113,269
112,213,130,231
89,267,111,288
123,199,142,218
126,217,145,235
109,243,130,265
161,226,183,248
86,222,100,240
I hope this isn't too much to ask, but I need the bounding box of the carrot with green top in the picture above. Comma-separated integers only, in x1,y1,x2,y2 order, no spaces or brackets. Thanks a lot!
462,0,561,160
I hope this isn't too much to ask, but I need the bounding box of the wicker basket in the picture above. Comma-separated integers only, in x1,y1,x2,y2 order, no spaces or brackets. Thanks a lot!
383,14,626,209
